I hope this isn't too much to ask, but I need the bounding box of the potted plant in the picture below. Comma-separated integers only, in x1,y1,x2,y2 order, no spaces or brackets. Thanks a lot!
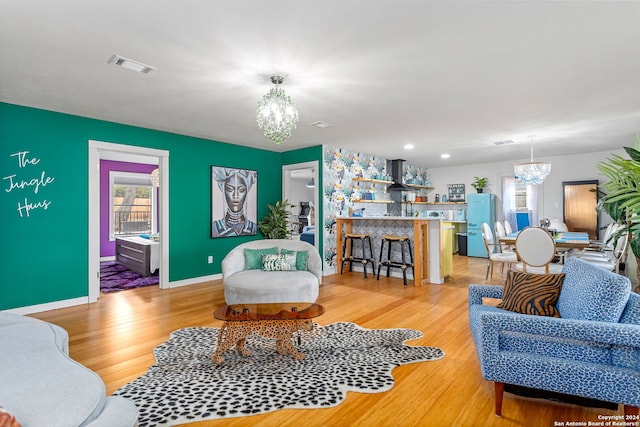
471,177,488,193
598,134,640,283
258,199,295,239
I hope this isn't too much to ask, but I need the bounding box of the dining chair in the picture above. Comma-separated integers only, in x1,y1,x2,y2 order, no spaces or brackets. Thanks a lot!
548,219,569,232
514,227,564,274
573,223,623,259
576,230,628,274
548,219,570,262
504,220,513,235
494,221,513,253
481,222,517,280
587,223,622,252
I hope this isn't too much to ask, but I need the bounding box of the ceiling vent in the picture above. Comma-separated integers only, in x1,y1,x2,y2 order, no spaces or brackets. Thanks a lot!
493,139,516,146
310,121,334,129
108,55,157,74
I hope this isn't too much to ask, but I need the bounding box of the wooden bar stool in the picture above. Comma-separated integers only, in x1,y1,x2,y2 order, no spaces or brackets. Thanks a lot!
341,233,375,278
377,234,414,286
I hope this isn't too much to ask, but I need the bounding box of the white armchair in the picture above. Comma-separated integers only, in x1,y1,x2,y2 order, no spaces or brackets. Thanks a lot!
221,239,322,304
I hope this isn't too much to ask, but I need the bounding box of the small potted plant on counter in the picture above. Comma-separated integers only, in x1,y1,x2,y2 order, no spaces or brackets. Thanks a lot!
471,177,488,193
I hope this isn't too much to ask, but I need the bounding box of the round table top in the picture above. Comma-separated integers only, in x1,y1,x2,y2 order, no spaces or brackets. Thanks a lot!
214,302,324,321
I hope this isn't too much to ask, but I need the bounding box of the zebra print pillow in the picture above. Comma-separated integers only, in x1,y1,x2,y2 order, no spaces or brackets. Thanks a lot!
497,271,566,317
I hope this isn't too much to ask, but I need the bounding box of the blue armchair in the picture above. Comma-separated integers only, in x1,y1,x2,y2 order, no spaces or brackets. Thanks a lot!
469,257,640,416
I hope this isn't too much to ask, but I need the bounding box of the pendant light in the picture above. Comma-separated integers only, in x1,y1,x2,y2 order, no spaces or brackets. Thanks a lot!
514,136,551,185
256,75,299,145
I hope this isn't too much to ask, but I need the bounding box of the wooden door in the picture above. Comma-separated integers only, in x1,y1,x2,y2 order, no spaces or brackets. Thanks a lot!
563,180,598,239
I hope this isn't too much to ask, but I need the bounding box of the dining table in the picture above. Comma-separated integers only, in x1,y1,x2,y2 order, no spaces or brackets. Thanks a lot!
499,231,592,250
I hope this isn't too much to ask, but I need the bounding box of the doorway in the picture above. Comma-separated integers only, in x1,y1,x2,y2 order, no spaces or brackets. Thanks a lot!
282,161,320,252
563,180,598,239
88,141,170,302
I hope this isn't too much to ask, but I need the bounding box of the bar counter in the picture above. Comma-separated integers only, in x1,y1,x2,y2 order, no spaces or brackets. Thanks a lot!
335,216,443,286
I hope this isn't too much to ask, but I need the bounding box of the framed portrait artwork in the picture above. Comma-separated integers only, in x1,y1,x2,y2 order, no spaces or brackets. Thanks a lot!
211,166,258,238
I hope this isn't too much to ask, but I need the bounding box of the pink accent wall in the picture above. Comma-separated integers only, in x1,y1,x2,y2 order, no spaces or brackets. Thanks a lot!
100,160,157,257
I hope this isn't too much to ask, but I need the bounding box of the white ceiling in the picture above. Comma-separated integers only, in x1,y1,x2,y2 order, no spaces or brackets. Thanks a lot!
1,1,639,168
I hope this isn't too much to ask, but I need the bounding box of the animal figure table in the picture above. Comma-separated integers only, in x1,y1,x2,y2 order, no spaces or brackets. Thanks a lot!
211,302,325,364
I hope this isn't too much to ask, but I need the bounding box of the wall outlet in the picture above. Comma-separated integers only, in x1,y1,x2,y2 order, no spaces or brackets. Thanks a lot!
207,255,214,264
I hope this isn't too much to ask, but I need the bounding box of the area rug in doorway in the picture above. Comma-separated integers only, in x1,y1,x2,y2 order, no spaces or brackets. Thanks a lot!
114,322,445,427
100,261,158,293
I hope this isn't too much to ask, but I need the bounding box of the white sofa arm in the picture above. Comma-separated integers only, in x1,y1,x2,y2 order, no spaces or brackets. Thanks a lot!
221,247,247,279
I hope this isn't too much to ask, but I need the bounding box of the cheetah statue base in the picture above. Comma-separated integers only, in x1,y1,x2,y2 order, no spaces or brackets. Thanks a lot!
211,319,314,364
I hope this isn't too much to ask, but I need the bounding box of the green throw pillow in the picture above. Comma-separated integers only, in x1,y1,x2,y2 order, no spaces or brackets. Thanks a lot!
497,271,565,317
244,247,279,270
280,249,309,271
261,253,297,271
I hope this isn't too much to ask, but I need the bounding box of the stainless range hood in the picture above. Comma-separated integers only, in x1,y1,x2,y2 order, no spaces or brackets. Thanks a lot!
387,159,410,191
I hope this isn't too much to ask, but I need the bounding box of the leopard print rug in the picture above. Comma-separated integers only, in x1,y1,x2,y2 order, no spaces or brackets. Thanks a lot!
114,322,445,426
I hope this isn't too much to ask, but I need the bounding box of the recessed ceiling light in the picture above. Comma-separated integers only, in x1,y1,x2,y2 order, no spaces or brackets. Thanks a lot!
310,121,334,129
108,54,157,74
441,153,450,159
404,144,414,150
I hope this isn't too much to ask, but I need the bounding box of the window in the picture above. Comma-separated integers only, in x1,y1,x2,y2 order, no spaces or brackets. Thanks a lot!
502,176,541,231
109,171,157,238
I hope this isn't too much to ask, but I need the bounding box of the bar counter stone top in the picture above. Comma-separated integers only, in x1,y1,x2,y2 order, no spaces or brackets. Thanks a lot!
336,216,441,221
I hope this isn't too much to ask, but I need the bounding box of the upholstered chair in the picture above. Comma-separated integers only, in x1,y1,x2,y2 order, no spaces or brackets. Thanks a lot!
481,222,517,280
468,257,640,417
514,227,563,274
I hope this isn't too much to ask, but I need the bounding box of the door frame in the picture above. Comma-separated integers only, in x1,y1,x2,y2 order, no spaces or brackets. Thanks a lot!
282,161,320,252
88,140,170,302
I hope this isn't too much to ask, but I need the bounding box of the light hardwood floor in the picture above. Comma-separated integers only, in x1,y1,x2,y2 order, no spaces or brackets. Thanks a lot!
31,255,627,427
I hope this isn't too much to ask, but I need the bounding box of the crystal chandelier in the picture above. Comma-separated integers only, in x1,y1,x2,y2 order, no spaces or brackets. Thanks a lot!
514,136,551,185
256,75,299,145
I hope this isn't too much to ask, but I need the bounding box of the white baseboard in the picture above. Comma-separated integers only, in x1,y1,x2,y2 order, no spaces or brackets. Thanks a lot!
323,267,336,276
100,256,116,262
3,274,223,314
169,273,222,288
3,297,89,315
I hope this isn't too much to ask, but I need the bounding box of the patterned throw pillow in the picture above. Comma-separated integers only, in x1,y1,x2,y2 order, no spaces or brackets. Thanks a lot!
497,271,566,317
261,254,297,271
244,247,279,270
280,249,309,271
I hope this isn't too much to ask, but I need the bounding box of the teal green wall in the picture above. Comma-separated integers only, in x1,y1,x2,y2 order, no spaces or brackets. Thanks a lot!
0,103,283,310
281,146,324,257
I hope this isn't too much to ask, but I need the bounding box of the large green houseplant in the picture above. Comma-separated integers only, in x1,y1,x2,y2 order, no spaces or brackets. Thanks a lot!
258,199,295,239
597,135,640,282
